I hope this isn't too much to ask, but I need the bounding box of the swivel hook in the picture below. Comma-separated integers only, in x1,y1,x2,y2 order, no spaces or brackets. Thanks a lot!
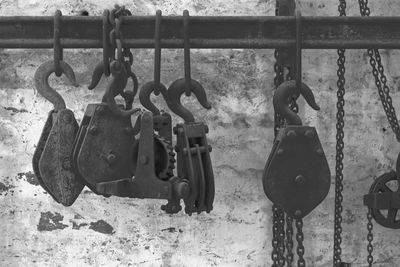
105,60,141,117
167,78,211,123
273,80,320,125
34,60,78,110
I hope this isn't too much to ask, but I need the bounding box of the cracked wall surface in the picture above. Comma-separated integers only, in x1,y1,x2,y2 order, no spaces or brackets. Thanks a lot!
1,0,400,266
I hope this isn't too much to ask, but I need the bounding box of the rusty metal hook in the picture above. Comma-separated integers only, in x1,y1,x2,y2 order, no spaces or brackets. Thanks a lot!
139,81,170,115
34,60,78,110
273,80,320,126
105,60,141,117
167,78,211,123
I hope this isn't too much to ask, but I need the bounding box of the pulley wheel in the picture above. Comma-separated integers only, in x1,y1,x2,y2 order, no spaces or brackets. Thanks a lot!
131,135,174,180
369,171,400,229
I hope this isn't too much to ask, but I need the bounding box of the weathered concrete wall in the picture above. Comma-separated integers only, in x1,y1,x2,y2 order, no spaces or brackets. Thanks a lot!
1,0,400,266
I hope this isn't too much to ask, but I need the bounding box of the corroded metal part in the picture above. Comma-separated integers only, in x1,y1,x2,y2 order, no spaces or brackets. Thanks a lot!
167,78,211,123
38,109,84,206
263,125,331,218
364,171,400,229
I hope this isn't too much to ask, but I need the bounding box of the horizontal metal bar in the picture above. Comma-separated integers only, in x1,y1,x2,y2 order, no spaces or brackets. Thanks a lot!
0,16,400,49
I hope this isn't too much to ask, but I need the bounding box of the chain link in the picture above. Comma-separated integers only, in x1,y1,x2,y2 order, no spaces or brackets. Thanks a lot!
358,0,400,142
278,209,286,267
333,1,346,266
109,5,134,69
366,208,374,267
295,218,305,267
272,204,281,266
285,214,294,266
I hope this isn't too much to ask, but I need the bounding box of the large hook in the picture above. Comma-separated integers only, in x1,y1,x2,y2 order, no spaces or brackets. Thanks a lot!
34,60,78,110
139,81,170,115
273,80,320,126
167,78,211,123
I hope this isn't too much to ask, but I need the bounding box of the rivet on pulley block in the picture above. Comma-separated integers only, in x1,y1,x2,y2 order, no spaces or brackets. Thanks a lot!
295,174,306,185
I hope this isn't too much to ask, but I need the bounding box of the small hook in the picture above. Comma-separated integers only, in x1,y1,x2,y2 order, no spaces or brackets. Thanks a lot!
167,78,211,123
105,61,141,117
139,81,170,115
34,60,78,111
273,80,320,126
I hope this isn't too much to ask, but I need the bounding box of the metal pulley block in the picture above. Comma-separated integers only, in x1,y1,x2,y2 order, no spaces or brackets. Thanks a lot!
32,61,84,206
164,77,215,215
263,80,331,219
72,103,135,193
95,111,189,211
363,153,400,229
173,122,214,215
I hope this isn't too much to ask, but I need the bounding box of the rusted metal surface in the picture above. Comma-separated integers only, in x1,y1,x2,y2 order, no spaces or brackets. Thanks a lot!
2,16,400,49
32,59,84,206
364,171,400,229
263,81,331,219
174,122,214,215
38,109,83,206
96,112,186,203
75,103,135,187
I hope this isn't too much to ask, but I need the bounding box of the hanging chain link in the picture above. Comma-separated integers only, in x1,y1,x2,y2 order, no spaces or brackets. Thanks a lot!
366,208,374,267
272,46,287,267
285,214,294,267
333,1,346,266
272,204,281,266
109,5,134,68
295,218,305,267
358,0,400,142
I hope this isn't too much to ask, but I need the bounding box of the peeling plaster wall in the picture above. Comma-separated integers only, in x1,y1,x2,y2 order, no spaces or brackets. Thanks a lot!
1,0,400,266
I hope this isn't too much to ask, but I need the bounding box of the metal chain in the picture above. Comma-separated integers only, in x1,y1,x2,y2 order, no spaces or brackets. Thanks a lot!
109,5,134,67
272,204,281,266
366,208,374,267
333,1,346,266
295,218,305,267
278,209,286,267
285,214,294,266
358,0,400,142
272,47,292,267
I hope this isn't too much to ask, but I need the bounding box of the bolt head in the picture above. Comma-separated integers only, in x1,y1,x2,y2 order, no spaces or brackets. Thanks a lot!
176,182,189,198
204,125,209,134
62,113,72,124
107,153,117,164
295,174,306,185
276,148,284,156
174,145,180,152
316,148,323,155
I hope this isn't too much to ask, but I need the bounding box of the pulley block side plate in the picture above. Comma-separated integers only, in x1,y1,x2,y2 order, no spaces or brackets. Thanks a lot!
263,125,331,219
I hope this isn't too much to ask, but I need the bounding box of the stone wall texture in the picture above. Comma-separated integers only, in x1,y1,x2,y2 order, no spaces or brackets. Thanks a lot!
1,0,400,266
